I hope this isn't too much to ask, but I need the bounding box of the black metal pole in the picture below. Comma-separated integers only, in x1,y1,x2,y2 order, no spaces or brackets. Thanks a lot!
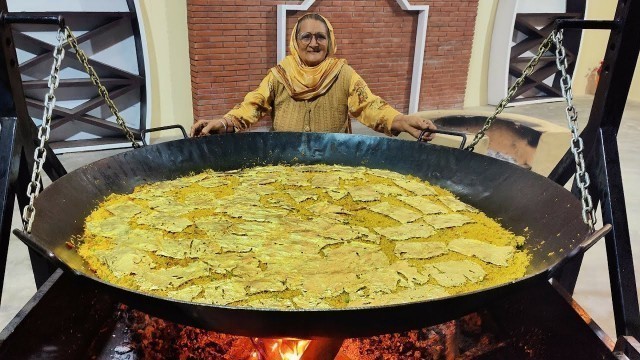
595,126,640,338
555,19,618,30
0,117,18,304
0,1,68,296
0,13,64,27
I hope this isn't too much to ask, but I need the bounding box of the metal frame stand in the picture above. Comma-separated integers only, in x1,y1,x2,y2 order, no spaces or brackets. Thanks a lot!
549,0,640,340
0,1,67,305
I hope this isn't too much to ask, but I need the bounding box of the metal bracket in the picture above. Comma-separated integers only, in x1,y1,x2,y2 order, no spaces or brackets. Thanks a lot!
614,336,640,360
417,128,467,149
140,124,188,146
0,12,64,27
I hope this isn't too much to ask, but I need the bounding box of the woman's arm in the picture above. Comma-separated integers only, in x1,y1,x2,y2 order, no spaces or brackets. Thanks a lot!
190,73,275,137
347,71,436,140
390,114,437,141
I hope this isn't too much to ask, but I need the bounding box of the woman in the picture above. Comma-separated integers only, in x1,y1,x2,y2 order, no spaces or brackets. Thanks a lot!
190,13,436,139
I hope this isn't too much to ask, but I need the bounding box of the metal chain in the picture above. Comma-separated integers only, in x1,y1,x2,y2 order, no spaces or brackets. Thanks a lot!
64,26,140,148
22,25,141,232
22,27,67,232
465,32,555,151
553,29,597,231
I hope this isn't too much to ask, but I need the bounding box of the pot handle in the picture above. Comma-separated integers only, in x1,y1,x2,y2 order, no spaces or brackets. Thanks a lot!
140,124,188,146
417,129,468,149
12,229,68,270
550,224,611,276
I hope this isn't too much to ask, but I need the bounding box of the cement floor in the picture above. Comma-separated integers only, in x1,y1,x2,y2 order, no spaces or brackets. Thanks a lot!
1,95,638,343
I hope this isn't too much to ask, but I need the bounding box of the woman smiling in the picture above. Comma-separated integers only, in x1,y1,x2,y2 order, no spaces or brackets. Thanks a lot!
191,13,436,140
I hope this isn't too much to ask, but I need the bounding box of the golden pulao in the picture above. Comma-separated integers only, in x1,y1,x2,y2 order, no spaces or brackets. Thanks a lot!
77,165,530,310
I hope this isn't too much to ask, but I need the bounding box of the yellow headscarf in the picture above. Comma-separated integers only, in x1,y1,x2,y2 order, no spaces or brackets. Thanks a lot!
271,14,346,100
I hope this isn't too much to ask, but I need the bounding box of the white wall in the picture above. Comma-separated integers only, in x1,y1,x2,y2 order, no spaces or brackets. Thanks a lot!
137,0,194,142
572,0,640,103
516,0,565,13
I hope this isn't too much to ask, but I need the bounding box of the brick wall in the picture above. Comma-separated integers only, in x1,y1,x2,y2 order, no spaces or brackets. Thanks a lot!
187,0,478,124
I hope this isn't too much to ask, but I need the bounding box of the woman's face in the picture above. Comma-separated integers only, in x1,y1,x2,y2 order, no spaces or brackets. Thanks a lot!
296,19,329,67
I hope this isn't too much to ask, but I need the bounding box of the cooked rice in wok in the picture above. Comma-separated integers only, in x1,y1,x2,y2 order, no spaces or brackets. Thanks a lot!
77,165,530,309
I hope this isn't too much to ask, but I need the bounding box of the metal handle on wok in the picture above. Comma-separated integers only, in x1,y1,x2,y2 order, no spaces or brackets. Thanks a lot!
140,124,188,146
417,128,468,149
549,224,611,277
13,229,68,271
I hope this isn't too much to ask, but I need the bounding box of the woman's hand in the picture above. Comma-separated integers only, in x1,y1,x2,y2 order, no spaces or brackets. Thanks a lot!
190,118,231,137
391,114,437,141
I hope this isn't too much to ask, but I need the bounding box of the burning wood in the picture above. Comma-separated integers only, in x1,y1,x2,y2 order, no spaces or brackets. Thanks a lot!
123,307,502,359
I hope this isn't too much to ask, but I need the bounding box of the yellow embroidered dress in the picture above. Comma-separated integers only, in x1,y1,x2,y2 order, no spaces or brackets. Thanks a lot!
224,15,401,136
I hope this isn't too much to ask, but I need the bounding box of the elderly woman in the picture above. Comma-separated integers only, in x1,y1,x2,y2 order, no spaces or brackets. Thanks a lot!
190,13,436,139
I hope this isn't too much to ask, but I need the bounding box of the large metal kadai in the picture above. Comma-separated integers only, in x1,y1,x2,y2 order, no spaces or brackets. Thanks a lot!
15,132,605,339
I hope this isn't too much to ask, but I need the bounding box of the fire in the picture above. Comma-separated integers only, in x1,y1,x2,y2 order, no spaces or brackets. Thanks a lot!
279,339,311,360
251,338,311,360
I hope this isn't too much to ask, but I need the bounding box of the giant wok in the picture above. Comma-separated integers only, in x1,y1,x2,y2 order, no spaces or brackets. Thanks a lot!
15,132,606,338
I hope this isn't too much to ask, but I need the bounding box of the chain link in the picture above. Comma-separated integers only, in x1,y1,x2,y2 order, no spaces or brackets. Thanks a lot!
553,29,597,231
22,27,67,232
64,26,140,148
465,32,555,151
